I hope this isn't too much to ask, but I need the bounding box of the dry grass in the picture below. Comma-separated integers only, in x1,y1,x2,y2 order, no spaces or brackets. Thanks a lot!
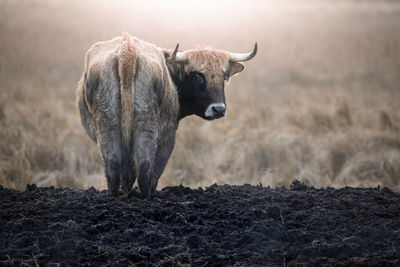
1,0,399,191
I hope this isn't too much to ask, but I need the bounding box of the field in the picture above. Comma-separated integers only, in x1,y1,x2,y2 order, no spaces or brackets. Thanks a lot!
1,183,400,265
0,0,400,191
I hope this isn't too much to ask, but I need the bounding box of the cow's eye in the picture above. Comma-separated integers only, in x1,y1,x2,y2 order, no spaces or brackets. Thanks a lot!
192,72,204,81
189,71,205,88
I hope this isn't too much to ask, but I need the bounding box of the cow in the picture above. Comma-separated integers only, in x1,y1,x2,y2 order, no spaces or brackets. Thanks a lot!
76,33,257,198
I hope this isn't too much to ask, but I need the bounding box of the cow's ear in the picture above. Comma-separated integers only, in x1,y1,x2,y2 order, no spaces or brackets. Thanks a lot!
161,48,172,59
229,62,244,77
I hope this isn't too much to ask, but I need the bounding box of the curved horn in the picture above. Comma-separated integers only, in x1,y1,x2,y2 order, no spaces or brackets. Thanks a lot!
229,43,257,62
170,43,187,63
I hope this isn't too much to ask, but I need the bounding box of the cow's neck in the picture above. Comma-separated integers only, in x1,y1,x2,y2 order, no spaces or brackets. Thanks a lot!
176,81,197,121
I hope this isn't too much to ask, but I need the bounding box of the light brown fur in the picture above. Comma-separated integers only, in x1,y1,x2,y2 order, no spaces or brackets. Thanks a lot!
119,33,137,145
184,47,230,88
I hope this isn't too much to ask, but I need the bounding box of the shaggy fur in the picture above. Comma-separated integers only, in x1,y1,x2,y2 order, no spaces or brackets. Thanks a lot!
76,33,255,198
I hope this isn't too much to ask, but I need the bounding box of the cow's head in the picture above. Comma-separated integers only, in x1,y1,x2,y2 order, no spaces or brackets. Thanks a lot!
164,43,257,120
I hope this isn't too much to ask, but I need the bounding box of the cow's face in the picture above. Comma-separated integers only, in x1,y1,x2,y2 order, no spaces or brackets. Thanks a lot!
164,44,257,120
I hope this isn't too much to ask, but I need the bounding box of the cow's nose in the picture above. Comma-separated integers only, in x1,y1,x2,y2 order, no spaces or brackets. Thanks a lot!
212,105,226,116
205,103,227,119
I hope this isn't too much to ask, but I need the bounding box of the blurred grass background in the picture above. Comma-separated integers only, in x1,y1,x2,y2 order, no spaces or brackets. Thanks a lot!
0,0,399,191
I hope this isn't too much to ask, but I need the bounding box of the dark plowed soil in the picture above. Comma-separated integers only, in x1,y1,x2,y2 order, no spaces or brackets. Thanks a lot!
1,181,400,266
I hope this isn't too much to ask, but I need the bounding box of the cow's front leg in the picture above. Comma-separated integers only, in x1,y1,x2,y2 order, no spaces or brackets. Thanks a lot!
133,123,158,199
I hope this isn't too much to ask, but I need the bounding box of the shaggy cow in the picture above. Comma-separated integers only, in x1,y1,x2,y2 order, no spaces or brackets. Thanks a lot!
76,33,257,198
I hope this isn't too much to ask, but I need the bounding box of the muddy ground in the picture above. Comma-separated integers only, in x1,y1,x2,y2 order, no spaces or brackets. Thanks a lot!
1,181,400,266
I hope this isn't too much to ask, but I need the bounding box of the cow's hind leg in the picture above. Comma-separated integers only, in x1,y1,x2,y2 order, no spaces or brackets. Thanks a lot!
133,123,158,199
120,144,136,194
152,134,175,193
97,128,122,197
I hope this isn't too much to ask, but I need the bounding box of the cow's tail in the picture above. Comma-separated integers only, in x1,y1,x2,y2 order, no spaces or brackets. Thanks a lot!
119,32,137,186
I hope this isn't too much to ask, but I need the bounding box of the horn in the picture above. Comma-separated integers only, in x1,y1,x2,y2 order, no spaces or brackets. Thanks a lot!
170,43,187,63
229,43,258,62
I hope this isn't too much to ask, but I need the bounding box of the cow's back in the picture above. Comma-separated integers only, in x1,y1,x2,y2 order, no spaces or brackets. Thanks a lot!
76,35,179,143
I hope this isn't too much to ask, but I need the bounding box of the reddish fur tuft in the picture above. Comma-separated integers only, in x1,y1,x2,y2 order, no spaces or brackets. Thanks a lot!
119,33,137,145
